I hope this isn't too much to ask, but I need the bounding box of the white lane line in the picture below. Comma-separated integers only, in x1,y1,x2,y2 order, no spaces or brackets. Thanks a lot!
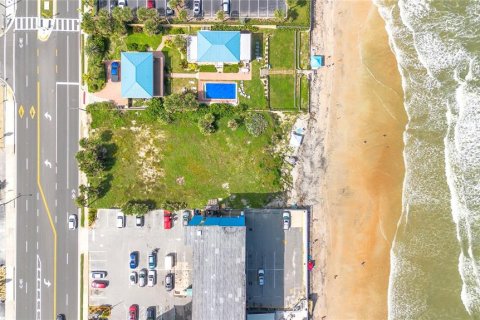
36,225,39,233
66,35,70,188
26,117,28,129
36,193,39,201
66,293,68,306
25,241,28,252
26,281,28,294
12,32,15,93
26,157,28,170
273,251,276,288
36,209,39,217
25,199,28,212
55,183,57,190
55,215,57,224
66,253,69,265
36,241,38,250
55,199,57,207
25,75,28,87
55,82,58,164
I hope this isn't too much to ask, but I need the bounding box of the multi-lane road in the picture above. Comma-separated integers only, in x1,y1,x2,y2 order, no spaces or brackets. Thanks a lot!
1,0,80,319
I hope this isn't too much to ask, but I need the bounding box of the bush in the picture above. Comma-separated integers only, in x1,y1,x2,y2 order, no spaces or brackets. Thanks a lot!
198,113,216,135
245,113,268,136
84,60,106,93
144,19,160,35
81,12,96,34
178,9,187,21
85,35,108,57
127,42,148,51
163,92,199,113
136,7,158,22
88,208,97,227
121,200,153,216
173,35,187,53
199,65,217,72
227,119,239,131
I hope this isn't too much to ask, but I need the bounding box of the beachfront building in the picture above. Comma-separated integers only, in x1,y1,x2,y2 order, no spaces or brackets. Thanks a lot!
187,30,252,65
185,215,246,320
121,52,164,98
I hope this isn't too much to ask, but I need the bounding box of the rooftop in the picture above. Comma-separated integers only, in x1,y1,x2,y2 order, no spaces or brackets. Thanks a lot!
121,52,154,98
197,31,241,63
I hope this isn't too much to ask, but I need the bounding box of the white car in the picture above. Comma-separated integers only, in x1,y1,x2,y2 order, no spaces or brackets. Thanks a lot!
129,271,138,285
147,270,156,287
282,211,290,230
193,0,201,16
116,212,125,228
258,269,265,286
91,271,107,279
118,0,126,8
68,214,77,230
138,269,147,287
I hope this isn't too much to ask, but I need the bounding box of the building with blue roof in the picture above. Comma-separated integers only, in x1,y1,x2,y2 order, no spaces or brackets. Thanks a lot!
187,31,251,64
121,52,164,98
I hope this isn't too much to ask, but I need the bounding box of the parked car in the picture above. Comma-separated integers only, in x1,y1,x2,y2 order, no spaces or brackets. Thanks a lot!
118,0,126,8
147,269,156,287
258,269,265,286
139,269,147,287
110,61,119,82
148,251,156,269
129,251,138,269
147,0,155,8
91,271,107,279
193,0,201,16
135,215,144,227
91,280,108,288
163,211,172,229
68,213,77,230
56,315,65,320
282,211,291,230
116,211,125,228
146,307,156,320
182,210,190,226
129,271,138,285
129,304,138,320
164,254,173,270
222,0,230,14
165,273,173,291
166,7,174,16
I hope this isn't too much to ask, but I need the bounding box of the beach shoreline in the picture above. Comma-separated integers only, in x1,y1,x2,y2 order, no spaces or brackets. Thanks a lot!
290,0,406,318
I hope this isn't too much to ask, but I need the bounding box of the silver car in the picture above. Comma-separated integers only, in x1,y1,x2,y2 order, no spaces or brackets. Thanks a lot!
193,0,201,16
147,270,156,287
258,269,265,286
282,211,290,230
139,269,147,287
165,273,173,291
68,214,77,230
129,271,138,285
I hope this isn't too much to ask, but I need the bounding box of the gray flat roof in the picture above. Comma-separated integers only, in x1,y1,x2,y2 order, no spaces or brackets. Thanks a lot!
186,225,246,320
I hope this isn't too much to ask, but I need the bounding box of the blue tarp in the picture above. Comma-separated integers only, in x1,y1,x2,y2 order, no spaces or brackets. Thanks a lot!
121,52,153,98
311,55,324,69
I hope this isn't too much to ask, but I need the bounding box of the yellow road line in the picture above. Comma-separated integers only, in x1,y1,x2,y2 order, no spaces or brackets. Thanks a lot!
36,82,57,318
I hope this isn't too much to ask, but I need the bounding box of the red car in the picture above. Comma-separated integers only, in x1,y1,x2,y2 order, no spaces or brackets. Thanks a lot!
91,280,108,288
163,211,172,229
129,304,138,320
146,0,155,8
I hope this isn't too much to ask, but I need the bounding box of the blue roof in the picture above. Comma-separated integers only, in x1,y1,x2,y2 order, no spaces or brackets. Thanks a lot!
121,52,153,98
188,215,245,227
311,55,324,69
197,31,241,63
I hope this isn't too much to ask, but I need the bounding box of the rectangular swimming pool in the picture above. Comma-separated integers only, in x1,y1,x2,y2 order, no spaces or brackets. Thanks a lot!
204,82,237,100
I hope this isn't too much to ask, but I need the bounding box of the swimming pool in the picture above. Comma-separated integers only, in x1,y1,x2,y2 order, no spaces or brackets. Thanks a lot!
204,82,237,100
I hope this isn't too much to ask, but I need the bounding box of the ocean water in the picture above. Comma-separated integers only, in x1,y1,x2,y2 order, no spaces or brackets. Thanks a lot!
374,0,480,318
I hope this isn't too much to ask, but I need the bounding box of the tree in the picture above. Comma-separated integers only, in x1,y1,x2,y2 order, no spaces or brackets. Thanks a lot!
163,92,199,113
136,7,158,22
143,19,160,35
216,9,224,21
112,6,133,23
168,0,180,8
274,9,285,22
173,35,187,53
85,35,108,57
76,137,108,176
198,113,216,135
227,119,239,131
96,9,113,35
121,200,151,216
286,0,297,7
178,9,187,22
245,113,268,136
145,98,164,121
81,12,96,34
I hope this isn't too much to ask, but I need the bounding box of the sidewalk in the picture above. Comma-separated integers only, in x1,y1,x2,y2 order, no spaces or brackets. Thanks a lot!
0,0,16,38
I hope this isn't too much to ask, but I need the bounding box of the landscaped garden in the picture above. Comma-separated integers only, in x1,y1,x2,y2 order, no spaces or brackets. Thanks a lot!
238,61,268,110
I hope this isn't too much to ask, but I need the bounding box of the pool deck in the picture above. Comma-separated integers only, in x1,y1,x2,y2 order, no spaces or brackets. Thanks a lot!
169,70,252,81
198,80,238,105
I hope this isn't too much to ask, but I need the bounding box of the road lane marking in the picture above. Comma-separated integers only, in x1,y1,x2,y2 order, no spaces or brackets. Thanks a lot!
37,225,39,233
55,199,57,207
55,215,57,223
25,199,28,212
36,241,38,250
55,48,57,57
26,75,28,87
26,157,28,170
25,241,28,252
18,105,25,118
26,281,28,293
36,255,42,320
26,117,28,129
26,33,28,46
66,36,70,188
37,209,39,217
37,82,58,316
66,253,68,265
55,183,57,190
66,293,68,306
37,193,39,201
37,48,39,57
55,65,58,74
37,66,39,75
30,106,36,118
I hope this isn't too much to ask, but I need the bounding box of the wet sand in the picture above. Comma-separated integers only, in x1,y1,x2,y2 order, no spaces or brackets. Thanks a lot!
321,1,406,318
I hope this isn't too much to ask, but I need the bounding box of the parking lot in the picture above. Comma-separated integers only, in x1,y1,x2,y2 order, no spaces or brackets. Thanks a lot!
185,0,287,19
88,209,193,320
98,0,170,15
245,209,307,309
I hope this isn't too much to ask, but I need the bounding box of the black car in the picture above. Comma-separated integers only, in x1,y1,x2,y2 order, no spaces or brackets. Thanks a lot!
146,306,156,320
56,315,65,320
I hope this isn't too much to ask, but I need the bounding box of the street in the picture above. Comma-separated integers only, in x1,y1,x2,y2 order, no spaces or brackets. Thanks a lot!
0,0,80,319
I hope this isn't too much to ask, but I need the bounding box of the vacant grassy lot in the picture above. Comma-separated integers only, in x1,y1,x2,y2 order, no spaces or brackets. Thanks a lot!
239,61,268,110
88,107,283,208
125,33,163,50
270,75,296,110
300,75,309,111
165,77,197,95
269,29,296,70
286,1,311,27
298,31,311,69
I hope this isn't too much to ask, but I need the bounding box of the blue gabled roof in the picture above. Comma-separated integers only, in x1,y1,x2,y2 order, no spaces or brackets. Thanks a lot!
197,31,241,63
121,52,153,98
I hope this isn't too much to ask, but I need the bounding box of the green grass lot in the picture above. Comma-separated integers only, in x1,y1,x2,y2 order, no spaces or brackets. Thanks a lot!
162,46,189,73
269,30,296,70
88,108,283,208
126,33,163,50
286,1,310,27
300,75,309,111
270,75,296,110
299,31,311,69
198,65,217,72
224,64,240,73
164,77,198,95
239,61,268,110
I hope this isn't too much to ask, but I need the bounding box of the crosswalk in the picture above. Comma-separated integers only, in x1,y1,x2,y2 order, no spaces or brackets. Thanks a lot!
15,17,80,32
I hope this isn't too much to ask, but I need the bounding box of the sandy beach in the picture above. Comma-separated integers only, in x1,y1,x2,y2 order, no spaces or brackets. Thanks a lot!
291,0,407,318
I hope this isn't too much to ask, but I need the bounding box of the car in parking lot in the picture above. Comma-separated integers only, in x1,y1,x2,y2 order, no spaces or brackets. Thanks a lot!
147,269,156,287
148,251,156,269
68,213,77,230
135,215,144,227
164,211,172,229
193,0,201,16
56,314,65,320
283,211,291,230
182,210,190,226
110,61,119,82
91,280,108,288
139,269,147,287
147,0,155,8
129,304,138,320
165,273,173,291
118,0,126,8
258,269,265,286
222,0,230,14
117,211,125,228
91,271,107,279
129,271,138,285
146,307,156,320
129,251,138,269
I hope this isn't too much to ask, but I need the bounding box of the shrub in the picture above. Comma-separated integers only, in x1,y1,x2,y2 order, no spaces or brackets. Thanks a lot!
85,35,108,57
81,12,96,34
227,119,239,131
144,19,160,35
216,10,225,21
136,7,158,22
178,9,187,21
173,35,187,53
121,200,153,216
84,60,106,93
88,208,97,227
198,113,216,135
163,92,199,113
126,42,138,51
245,113,268,136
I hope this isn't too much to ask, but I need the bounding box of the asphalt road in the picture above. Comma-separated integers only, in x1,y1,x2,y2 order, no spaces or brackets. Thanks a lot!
0,0,80,319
